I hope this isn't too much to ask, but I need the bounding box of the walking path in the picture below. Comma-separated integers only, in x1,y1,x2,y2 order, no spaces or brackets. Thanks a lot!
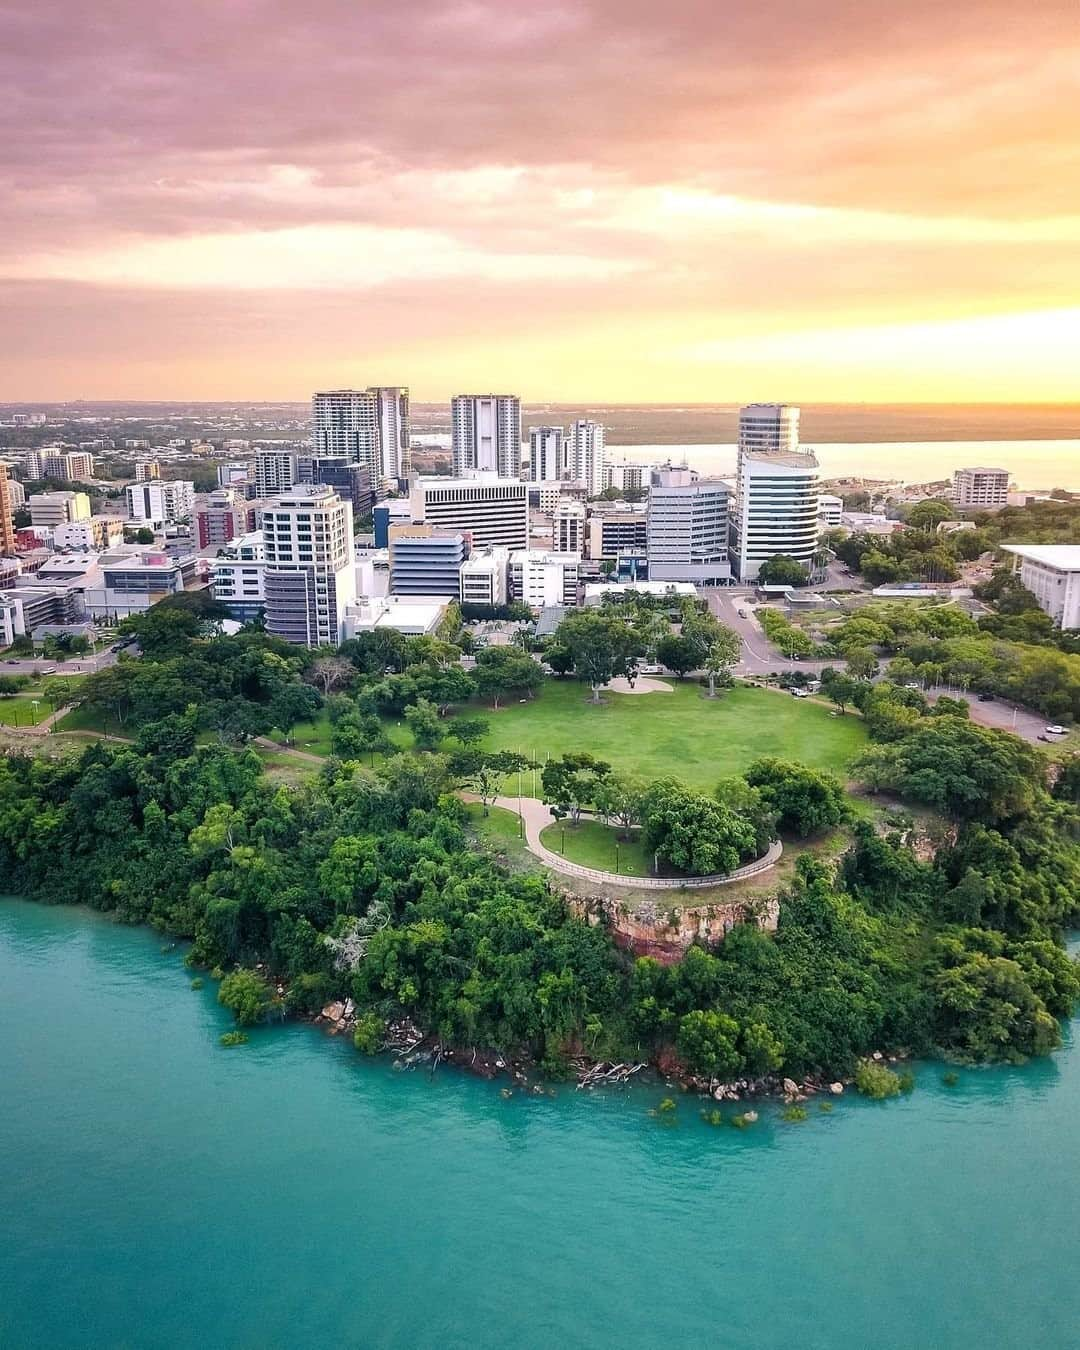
468,793,782,890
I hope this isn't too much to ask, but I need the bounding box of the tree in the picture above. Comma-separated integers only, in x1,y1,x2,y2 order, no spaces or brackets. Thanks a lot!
820,668,859,715
592,772,647,839
744,758,848,838
404,697,445,750
640,779,756,875
135,527,156,544
845,646,879,682
541,753,611,824
450,715,488,749
695,624,741,698
448,749,532,814
217,969,273,1026
331,713,392,764
676,1010,743,1079
472,646,543,710
555,609,640,702
655,633,698,679
306,656,355,697
906,498,955,532
77,662,141,726
756,555,809,588
118,605,203,660
268,683,321,746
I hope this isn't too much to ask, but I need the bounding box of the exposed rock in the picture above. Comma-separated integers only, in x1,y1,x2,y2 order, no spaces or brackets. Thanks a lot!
829,1082,844,1095
782,1078,799,1096
743,1110,759,1123
320,1001,345,1023
872,1051,884,1062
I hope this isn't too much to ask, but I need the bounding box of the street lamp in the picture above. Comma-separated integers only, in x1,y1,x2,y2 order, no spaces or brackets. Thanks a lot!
30,699,40,726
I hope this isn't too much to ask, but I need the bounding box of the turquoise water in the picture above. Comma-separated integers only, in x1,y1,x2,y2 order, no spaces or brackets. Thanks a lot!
2,897,1079,1350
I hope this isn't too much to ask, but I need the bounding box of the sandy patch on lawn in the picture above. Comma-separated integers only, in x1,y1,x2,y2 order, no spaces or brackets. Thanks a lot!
605,676,674,695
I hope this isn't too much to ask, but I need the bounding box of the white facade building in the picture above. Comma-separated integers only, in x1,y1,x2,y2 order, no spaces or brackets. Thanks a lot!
603,461,648,494
451,395,521,478
509,549,580,607
125,480,194,525
409,475,528,551
41,448,94,481
646,475,732,585
553,500,586,555
460,546,510,608
732,404,820,582
1002,545,1080,630
261,485,356,647
53,517,126,551
818,494,843,528
254,448,298,499
342,594,449,638
568,419,605,497
528,426,565,482
952,467,1009,511
211,530,266,620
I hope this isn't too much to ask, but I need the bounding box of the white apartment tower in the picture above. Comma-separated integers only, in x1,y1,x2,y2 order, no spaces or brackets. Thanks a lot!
568,419,606,496
261,485,356,647
553,500,586,554
732,404,820,582
952,467,1009,511
312,387,411,484
254,448,298,499
451,395,521,478
529,426,565,482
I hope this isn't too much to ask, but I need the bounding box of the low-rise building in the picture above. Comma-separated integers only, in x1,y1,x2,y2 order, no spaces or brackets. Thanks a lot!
389,526,469,597
509,549,580,607
586,504,648,560
818,494,843,528
53,516,126,551
211,530,266,621
342,594,449,638
29,491,91,530
460,546,510,607
1002,545,1080,630
583,580,697,605
953,466,1009,511
83,548,201,620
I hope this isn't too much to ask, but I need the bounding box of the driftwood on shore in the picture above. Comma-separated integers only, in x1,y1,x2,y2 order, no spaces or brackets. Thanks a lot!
573,1060,647,1090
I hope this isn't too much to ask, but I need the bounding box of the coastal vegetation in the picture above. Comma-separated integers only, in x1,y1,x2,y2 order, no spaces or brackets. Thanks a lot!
3,603,1079,1092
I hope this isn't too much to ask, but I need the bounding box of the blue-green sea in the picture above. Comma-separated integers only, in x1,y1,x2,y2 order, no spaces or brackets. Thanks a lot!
3,896,1079,1350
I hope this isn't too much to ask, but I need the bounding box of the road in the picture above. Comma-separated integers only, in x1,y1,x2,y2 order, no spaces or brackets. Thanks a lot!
705,592,836,676
0,650,120,677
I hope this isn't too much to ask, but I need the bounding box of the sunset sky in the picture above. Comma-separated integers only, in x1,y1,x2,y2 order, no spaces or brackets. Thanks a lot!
2,0,1079,402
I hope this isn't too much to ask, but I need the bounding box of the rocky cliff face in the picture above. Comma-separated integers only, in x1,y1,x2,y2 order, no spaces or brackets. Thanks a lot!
566,891,779,964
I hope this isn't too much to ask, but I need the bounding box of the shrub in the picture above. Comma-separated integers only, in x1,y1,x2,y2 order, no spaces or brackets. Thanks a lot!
854,1059,902,1099
353,1012,385,1055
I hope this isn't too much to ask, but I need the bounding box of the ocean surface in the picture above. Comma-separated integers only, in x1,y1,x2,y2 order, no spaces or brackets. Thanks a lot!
607,440,1080,491
408,435,1080,491
3,896,1080,1350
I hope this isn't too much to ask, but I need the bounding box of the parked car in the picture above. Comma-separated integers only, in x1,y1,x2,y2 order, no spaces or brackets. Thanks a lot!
904,682,920,690
638,663,663,675
790,688,810,698
977,692,994,702
39,666,57,675
1045,725,1068,736
737,608,747,618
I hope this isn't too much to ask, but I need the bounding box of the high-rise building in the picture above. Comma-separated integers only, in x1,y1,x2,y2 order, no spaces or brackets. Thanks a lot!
217,461,252,488
254,448,298,499
952,467,1009,511
529,426,565,482
261,485,356,647
312,387,410,484
451,395,521,478
41,448,94,482
135,459,161,481
409,475,528,551
584,504,647,560
568,419,605,497
647,474,732,585
211,531,266,622
732,404,820,582
297,455,375,522
0,463,16,556
603,461,648,495
553,500,586,554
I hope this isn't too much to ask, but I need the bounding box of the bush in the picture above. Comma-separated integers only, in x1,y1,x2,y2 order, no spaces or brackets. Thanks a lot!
219,1030,249,1046
854,1059,902,1098
353,1012,385,1055
217,968,272,1025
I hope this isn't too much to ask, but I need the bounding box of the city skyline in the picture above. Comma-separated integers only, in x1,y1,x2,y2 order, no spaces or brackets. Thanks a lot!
2,2,1079,402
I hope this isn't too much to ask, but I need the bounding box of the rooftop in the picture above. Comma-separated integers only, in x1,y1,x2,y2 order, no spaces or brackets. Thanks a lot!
1002,545,1080,571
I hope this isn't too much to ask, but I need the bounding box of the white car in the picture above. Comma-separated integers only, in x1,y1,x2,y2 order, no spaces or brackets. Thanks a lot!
1045,725,1068,736
790,688,810,698
638,663,663,675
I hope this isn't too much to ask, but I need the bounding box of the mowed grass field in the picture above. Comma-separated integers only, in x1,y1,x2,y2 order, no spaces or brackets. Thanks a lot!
456,681,867,790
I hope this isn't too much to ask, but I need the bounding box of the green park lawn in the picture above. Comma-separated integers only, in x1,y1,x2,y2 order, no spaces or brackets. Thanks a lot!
457,681,868,790
539,818,653,876
0,675,87,728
